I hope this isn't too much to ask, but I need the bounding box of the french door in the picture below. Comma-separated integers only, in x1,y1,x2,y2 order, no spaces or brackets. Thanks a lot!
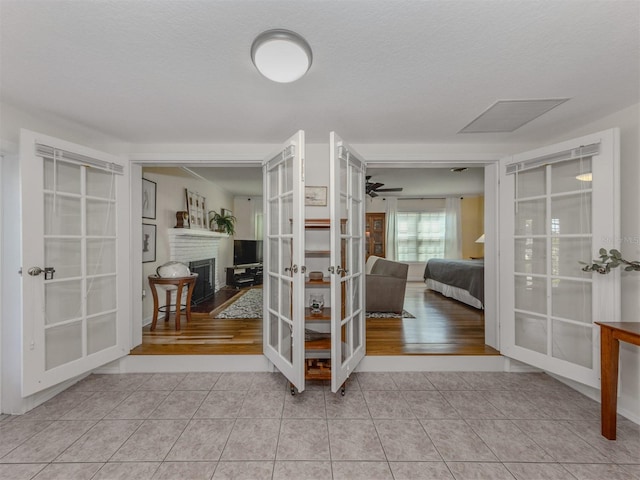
329,132,366,393
20,130,130,396
499,129,620,387
262,131,306,392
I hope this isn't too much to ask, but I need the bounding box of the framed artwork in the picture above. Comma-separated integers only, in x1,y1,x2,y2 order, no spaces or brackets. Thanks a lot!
142,178,156,219
305,186,327,206
142,223,156,263
185,189,206,229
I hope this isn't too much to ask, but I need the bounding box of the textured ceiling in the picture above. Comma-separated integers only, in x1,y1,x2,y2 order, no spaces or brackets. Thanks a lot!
1,1,639,145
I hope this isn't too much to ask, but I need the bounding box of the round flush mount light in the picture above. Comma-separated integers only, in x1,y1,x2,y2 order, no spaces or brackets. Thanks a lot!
251,29,313,83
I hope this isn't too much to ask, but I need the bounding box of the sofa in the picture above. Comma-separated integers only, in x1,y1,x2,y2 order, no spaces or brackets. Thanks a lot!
365,256,409,313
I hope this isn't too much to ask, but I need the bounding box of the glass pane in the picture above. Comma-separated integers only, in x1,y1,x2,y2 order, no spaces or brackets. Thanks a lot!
352,278,361,313
268,164,278,198
283,155,293,193
552,320,592,368
351,200,362,236
515,312,547,354
280,318,292,363
551,193,592,235
44,193,81,236
281,238,292,274
352,312,361,352
269,200,278,235
552,279,592,323
340,157,347,193
86,275,117,316
269,275,278,312
269,239,279,273
280,278,291,321
45,238,81,279
352,238,362,277
269,312,278,349
514,275,546,314
87,312,116,354
282,194,293,235
516,167,545,198
351,166,362,202
43,158,81,194
551,237,592,278
86,169,116,199
341,322,351,365
343,280,352,318
87,200,115,236
45,321,83,370
551,157,592,194
87,239,116,275
45,280,82,325
514,238,546,275
515,199,545,236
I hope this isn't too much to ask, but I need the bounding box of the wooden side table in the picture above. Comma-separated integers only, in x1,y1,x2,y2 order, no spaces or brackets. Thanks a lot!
148,274,198,331
594,321,640,440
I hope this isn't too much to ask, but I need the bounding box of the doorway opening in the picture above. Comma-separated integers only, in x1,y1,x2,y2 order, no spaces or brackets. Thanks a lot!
131,161,499,357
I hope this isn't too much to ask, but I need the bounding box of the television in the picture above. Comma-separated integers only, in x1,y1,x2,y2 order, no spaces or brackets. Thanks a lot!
233,240,263,266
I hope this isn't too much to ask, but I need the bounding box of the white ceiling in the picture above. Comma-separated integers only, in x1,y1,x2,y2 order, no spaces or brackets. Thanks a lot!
1,1,638,145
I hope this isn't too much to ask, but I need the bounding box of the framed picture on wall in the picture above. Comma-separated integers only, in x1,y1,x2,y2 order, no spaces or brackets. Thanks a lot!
142,178,156,219
305,186,327,206
142,223,156,263
185,189,206,229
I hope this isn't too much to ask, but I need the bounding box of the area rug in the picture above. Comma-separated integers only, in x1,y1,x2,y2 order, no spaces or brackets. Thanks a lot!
366,310,415,319
212,288,263,319
211,287,416,319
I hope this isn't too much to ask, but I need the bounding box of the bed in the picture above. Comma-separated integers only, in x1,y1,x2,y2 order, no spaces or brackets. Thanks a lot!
423,258,484,309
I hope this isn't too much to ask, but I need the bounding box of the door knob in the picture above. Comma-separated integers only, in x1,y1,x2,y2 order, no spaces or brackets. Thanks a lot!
27,266,55,279
27,267,43,276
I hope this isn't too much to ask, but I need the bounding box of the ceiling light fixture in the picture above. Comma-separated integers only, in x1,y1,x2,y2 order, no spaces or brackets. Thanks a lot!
251,29,312,83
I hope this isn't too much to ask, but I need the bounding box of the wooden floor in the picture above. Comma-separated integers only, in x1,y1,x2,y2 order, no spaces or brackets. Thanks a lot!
130,282,499,356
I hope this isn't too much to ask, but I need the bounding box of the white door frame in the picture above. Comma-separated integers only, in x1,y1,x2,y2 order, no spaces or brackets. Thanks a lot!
129,154,501,353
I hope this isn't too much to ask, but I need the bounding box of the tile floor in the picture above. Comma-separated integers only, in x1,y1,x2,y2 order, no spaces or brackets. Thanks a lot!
0,371,638,479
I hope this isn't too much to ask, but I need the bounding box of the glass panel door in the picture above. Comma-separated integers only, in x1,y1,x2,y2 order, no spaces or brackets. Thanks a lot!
500,129,620,387
329,132,366,393
263,131,305,392
21,130,129,396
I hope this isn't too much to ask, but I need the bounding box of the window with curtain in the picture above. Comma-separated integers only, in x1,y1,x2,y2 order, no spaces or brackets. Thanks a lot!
397,210,446,261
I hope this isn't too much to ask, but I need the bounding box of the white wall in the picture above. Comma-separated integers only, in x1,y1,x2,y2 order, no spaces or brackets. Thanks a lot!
140,167,234,322
233,196,263,240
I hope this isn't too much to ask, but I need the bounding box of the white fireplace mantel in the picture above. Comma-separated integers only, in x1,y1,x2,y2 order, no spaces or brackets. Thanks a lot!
168,228,228,239
167,228,228,290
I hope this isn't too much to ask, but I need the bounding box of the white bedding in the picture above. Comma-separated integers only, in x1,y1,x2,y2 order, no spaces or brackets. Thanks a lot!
425,278,484,309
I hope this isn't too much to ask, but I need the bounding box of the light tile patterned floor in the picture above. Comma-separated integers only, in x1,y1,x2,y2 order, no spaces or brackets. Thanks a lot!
0,371,638,479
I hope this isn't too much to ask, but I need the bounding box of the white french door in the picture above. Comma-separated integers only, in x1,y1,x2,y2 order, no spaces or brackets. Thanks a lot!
262,131,306,392
499,129,620,387
329,132,366,393
20,130,130,396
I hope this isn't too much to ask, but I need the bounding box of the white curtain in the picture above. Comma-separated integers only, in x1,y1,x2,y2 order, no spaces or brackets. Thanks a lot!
385,197,398,260
444,197,462,259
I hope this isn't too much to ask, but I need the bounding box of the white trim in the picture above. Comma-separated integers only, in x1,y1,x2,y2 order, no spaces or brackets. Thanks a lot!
357,355,505,371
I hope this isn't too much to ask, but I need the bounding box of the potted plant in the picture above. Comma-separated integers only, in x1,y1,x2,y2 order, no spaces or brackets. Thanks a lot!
209,210,236,235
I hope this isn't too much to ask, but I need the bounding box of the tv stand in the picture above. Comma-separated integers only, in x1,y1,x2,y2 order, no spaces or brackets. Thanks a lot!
226,265,263,288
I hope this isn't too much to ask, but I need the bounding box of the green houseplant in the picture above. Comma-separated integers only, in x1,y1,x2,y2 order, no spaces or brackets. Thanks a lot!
209,210,236,235
580,248,640,274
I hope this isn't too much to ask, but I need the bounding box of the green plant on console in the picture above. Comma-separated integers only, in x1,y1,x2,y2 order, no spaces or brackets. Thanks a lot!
209,210,236,235
580,248,640,274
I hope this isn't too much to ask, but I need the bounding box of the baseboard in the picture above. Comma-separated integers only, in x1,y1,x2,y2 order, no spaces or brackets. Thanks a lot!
357,355,506,372
112,354,273,373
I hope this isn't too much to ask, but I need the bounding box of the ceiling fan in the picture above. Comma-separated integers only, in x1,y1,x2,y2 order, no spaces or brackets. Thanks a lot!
365,175,403,197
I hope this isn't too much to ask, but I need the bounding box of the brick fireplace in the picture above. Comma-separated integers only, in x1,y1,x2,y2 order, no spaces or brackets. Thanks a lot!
168,228,226,292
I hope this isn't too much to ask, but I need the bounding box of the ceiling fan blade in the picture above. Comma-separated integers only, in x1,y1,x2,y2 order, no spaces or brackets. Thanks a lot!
370,182,385,190
368,191,378,197
375,187,403,192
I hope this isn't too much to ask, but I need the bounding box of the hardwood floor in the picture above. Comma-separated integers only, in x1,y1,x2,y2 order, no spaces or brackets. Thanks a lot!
130,282,499,356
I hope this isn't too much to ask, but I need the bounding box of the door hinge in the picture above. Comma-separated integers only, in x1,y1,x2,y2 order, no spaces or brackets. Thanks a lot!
18,267,22,275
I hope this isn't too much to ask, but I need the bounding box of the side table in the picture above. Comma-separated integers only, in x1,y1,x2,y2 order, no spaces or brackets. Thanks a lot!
148,274,198,331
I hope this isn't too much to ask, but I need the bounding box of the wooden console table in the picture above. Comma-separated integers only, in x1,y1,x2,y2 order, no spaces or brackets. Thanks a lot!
594,321,640,440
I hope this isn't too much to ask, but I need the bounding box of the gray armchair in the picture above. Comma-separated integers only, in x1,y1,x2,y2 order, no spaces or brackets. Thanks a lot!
365,256,409,313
